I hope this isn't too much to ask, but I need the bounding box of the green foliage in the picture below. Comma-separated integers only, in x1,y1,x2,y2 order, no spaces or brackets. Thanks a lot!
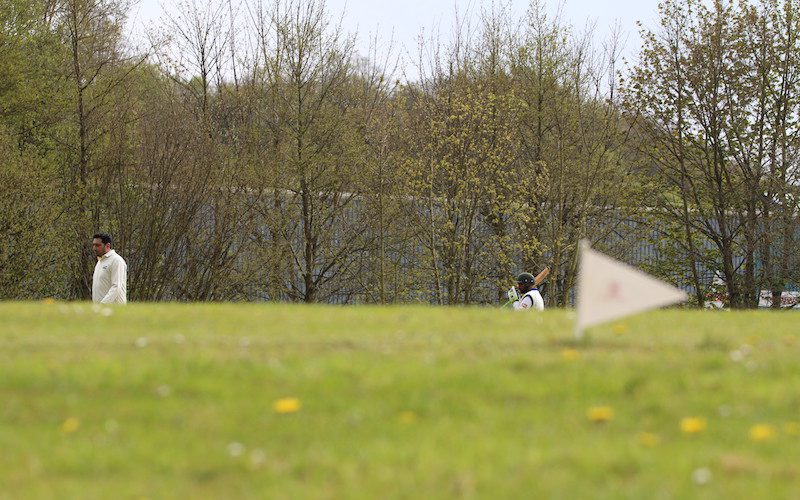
510,2,649,306
403,72,535,303
0,128,68,298
0,0,65,145
624,0,800,308
0,1,72,299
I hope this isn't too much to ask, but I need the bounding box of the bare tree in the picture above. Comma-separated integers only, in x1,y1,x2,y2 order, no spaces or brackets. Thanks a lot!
57,0,146,298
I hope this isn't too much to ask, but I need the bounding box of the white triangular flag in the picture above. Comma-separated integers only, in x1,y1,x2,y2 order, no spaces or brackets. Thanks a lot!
575,240,687,337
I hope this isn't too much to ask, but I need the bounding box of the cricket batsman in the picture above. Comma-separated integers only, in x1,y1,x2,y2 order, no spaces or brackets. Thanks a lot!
506,271,546,311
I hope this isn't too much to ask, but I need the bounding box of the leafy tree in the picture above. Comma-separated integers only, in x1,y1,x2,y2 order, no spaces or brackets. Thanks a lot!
514,0,643,305
403,8,536,304
625,0,800,308
0,0,69,298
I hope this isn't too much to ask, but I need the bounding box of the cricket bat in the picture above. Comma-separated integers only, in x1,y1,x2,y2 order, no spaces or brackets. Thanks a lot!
534,267,550,286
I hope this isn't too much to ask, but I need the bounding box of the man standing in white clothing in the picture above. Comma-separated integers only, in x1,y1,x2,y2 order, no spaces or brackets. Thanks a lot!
92,233,127,304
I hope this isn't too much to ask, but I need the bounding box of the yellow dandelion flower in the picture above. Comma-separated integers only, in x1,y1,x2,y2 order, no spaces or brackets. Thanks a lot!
43,298,55,305
749,424,777,442
561,349,580,361
783,422,800,436
637,432,660,447
61,417,80,434
587,406,614,423
398,411,417,424
680,417,707,434
612,323,628,335
272,397,301,414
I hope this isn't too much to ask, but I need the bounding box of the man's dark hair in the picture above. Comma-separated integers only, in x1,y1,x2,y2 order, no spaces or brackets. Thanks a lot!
93,233,113,246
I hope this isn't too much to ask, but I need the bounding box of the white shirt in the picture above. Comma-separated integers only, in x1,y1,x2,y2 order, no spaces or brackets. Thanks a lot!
92,249,127,304
513,289,544,311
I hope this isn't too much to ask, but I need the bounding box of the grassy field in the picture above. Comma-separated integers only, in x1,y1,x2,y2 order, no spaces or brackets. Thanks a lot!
1,302,799,498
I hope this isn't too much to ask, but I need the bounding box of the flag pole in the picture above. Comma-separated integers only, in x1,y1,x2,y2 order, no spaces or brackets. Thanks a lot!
574,321,584,341
574,239,589,341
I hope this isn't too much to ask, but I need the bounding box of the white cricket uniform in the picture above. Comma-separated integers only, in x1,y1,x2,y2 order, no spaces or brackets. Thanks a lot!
92,249,128,304
513,288,544,311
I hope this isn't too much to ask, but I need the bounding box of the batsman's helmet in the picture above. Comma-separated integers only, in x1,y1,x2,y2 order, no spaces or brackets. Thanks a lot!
516,272,535,285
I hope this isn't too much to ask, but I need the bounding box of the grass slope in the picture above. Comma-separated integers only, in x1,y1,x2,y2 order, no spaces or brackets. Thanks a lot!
1,302,798,498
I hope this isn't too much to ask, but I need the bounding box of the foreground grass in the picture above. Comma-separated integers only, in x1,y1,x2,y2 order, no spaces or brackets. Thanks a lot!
0,302,798,499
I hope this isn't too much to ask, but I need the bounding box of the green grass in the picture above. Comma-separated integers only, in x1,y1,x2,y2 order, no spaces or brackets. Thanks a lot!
1,302,799,499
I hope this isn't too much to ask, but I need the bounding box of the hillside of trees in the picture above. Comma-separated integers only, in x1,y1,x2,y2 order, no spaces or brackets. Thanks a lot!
1,0,797,307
